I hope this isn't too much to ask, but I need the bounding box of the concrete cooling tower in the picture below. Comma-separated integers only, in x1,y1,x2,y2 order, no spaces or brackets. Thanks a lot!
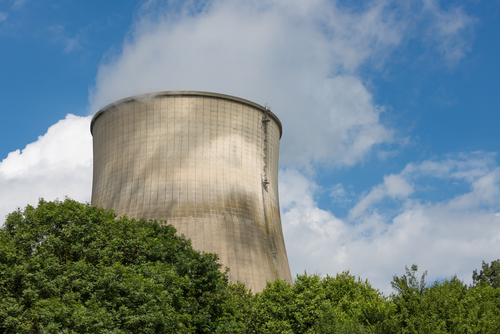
90,91,292,292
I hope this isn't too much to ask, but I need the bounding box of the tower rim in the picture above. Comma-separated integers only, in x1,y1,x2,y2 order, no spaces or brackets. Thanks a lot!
90,90,282,138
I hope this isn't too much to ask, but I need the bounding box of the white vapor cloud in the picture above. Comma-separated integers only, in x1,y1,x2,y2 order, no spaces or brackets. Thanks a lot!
0,115,92,223
89,0,474,167
89,0,410,168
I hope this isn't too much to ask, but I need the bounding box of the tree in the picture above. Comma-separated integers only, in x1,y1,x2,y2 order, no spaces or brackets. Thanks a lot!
390,264,427,297
0,198,229,333
390,265,500,333
215,282,255,333
472,259,500,288
247,272,396,334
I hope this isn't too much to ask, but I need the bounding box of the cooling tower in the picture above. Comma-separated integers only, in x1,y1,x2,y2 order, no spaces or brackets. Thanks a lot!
90,91,292,291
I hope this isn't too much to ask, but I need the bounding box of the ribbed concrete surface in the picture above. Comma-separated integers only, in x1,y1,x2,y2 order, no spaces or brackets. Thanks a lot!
90,91,292,291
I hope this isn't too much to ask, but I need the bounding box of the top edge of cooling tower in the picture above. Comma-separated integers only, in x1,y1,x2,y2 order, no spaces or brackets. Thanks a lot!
90,91,282,139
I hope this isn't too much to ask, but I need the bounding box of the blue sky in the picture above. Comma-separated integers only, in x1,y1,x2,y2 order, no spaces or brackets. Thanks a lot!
1,0,499,294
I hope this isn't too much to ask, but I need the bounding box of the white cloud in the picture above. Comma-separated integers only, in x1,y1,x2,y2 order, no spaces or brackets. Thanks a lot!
0,12,7,22
330,183,351,206
349,173,413,220
47,25,82,53
89,0,475,167
403,152,496,182
349,152,495,220
421,0,477,64
385,174,414,198
11,0,27,11
0,115,92,223
280,168,348,269
281,153,500,294
89,0,415,168
446,168,500,210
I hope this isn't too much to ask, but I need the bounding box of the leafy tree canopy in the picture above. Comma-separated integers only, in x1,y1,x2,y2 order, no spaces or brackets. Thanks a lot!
390,264,500,334
472,259,500,288
220,272,397,334
2,198,500,333
0,198,228,333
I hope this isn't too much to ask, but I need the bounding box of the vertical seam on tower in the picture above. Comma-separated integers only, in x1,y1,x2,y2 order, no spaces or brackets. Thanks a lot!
262,105,278,279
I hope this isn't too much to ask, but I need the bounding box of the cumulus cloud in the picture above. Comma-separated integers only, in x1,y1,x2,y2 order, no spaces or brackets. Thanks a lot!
281,152,500,294
280,168,347,266
0,115,93,223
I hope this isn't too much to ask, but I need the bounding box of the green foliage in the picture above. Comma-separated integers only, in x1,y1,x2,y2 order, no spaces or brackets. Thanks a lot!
0,198,228,333
215,282,255,333
472,259,500,288
246,272,396,334
390,265,500,333
391,264,427,296
2,199,500,333
216,265,500,334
